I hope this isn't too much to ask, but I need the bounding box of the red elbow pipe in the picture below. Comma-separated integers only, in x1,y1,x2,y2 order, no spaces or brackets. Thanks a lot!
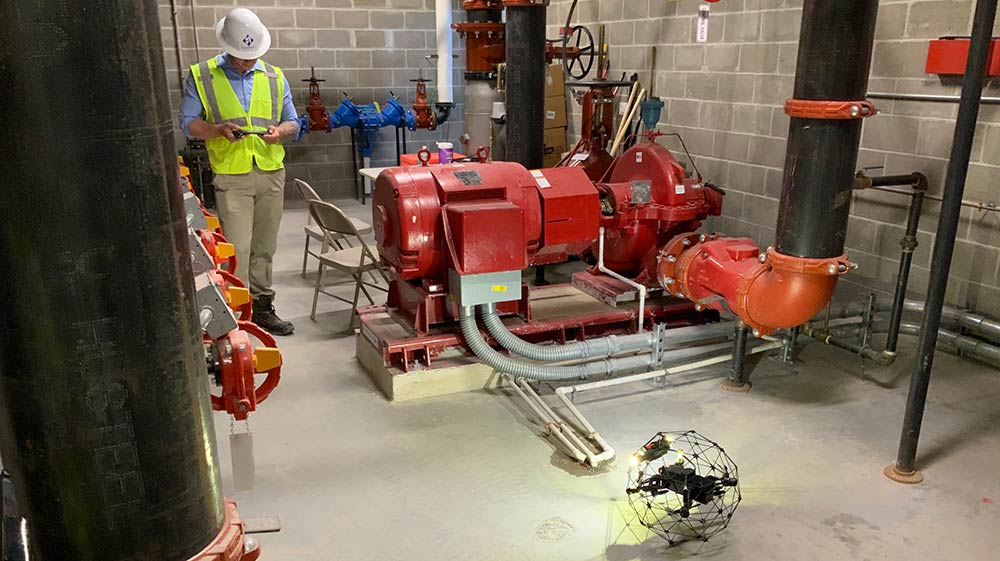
657,234,851,335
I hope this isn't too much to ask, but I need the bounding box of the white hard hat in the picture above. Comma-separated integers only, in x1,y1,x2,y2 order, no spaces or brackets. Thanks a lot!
215,8,271,60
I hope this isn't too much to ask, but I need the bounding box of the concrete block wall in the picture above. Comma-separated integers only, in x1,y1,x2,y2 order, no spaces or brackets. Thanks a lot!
548,0,1000,316
157,0,466,199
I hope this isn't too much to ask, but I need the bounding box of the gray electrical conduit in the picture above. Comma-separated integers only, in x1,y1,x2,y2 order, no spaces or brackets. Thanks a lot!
460,305,654,381
480,303,655,362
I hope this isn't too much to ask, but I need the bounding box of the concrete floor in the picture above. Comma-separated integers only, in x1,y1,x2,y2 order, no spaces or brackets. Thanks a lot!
221,199,1000,561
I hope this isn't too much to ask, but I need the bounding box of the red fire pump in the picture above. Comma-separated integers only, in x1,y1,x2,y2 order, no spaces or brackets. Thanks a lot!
372,142,722,334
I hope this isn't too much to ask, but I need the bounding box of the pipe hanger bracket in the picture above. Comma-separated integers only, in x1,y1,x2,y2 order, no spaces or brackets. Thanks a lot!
502,0,549,6
784,99,878,120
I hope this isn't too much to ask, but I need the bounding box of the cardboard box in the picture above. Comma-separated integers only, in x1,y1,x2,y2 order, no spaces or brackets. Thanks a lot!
545,63,566,98
544,96,568,129
543,126,567,167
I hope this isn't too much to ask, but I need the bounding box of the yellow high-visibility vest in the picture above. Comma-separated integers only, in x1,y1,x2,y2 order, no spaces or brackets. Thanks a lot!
190,58,286,174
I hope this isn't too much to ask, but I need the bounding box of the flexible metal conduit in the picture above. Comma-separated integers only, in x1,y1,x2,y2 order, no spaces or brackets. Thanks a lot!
460,306,653,381
481,303,654,362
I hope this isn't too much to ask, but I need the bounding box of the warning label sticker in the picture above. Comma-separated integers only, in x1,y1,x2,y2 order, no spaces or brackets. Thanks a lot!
531,170,551,188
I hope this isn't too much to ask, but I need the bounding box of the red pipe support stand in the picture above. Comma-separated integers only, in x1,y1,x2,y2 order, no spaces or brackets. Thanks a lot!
658,233,851,335
187,500,260,561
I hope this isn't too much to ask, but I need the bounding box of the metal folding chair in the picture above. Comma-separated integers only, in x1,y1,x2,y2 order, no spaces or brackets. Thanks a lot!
293,179,372,278
307,199,389,328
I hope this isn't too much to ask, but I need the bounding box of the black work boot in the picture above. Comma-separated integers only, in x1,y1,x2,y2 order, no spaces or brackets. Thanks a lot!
252,295,295,336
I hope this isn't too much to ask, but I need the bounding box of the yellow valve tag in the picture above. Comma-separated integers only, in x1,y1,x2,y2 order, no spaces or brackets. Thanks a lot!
253,347,283,371
226,286,251,308
216,242,236,259
491,285,508,293
205,215,221,231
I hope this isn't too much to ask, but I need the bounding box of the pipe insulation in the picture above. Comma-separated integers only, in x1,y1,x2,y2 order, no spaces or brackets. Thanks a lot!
436,0,454,104
461,306,653,381
0,1,224,559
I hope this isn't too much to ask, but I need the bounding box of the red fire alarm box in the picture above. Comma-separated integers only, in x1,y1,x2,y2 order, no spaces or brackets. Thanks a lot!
925,36,1000,76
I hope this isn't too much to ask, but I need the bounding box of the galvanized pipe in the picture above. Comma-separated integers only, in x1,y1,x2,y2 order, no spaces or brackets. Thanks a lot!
868,92,1000,105
811,321,1000,369
892,0,998,481
0,1,225,559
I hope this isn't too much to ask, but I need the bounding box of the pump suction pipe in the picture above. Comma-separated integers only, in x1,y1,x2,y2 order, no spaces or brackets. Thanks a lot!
654,0,878,335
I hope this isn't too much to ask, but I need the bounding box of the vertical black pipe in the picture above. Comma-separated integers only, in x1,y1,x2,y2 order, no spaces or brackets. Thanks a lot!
728,325,750,387
885,179,927,354
891,0,998,479
0,1,225,559
505,4,547,168
774,0,879,258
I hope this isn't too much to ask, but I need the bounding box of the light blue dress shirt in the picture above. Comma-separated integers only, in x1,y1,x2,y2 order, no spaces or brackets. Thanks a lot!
179,54,297,138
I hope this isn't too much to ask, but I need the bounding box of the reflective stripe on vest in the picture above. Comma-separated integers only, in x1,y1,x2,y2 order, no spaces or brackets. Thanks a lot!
190,58,286,175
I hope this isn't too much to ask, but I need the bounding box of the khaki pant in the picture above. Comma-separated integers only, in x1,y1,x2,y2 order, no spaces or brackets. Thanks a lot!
214,166,285,298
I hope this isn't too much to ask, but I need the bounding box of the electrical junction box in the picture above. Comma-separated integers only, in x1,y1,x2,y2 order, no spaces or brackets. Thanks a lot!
448,269,523,307
444,202,526,274
925,36,1000,76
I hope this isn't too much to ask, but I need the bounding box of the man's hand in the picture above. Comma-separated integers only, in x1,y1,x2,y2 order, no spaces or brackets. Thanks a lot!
217,123,241,142
261,126,282,145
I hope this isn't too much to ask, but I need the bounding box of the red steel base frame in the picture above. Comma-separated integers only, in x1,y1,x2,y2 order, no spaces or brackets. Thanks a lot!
188,500,259,561
360,283,717,372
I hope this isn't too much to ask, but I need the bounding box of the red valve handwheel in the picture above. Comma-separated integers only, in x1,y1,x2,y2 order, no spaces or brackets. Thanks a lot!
210,321,282,419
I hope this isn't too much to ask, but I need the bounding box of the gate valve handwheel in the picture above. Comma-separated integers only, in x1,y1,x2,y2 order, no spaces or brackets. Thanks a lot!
200,229,239,274
209,269,253,321
210,321,283,421
562,25,596,80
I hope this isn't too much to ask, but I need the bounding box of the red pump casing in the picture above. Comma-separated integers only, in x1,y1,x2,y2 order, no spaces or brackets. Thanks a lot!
372,145,720,332
595,143,722,281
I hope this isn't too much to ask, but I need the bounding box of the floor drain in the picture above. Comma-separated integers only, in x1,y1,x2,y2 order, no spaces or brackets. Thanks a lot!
535,518,574,542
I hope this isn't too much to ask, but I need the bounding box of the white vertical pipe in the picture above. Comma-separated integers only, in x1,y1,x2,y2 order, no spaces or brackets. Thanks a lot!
598,227,646,333
435,0,454,103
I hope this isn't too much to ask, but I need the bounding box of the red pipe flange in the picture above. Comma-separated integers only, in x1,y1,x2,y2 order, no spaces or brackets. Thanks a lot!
211,321,283,421
186,500,260,561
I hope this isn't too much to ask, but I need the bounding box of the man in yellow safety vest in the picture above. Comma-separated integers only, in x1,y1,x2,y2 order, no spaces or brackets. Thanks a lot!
180,8,299,336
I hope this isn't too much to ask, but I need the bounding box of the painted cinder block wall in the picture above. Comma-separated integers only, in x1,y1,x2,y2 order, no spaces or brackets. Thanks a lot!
157,0,465,199
157,0,1000,313
548,0,1000,315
